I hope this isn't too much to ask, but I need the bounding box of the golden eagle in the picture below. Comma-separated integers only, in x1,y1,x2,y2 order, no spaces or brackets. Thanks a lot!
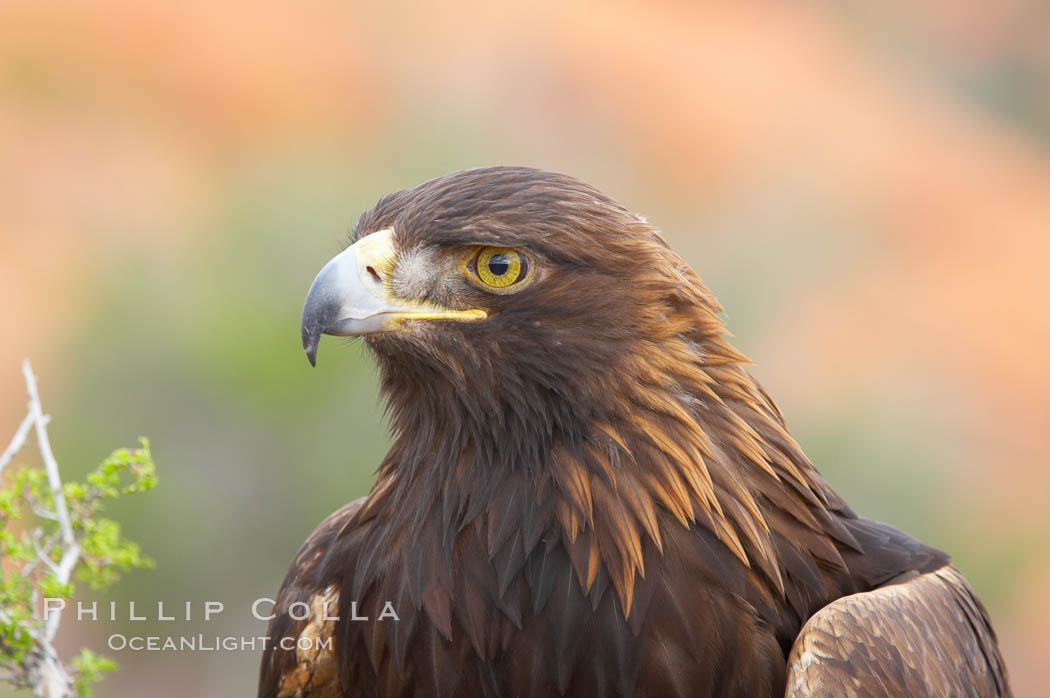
259,167,1008,697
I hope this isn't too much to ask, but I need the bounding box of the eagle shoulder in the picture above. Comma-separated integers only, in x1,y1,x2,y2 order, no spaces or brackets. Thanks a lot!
785,565,1009,697
258,498,366,698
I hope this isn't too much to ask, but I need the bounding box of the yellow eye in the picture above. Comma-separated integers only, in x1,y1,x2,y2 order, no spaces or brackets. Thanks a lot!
469,247,531,290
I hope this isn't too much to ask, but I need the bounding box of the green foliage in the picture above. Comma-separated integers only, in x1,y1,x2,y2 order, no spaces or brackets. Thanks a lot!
67,439,157,590
0,574,34,664
0,438,157,696
71,649,117,698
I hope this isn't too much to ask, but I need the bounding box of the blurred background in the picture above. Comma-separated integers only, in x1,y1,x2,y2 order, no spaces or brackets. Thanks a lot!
2,0,1049,695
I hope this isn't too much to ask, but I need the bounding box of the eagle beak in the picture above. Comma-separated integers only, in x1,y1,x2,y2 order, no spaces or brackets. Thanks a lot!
301,229,486,366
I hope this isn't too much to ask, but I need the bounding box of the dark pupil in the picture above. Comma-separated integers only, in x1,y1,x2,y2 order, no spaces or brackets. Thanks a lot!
487,254,511,277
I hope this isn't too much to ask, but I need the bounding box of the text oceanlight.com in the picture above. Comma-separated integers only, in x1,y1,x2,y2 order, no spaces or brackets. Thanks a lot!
106,635,331,652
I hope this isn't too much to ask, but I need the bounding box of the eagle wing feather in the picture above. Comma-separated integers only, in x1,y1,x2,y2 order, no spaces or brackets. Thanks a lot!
785,565,1009,697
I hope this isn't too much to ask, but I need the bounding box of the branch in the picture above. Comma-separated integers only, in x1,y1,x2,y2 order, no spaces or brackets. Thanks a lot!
22,361,76,551
22,529,60,577
30,504,59,522
31,531,61,578
17,361,77,696
0,412,35,478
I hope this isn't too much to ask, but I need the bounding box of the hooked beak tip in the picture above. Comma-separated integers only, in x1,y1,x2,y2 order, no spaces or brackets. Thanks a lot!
302,324,321,367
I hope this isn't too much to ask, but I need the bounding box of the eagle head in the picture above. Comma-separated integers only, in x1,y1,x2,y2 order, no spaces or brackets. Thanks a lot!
301,167,735,451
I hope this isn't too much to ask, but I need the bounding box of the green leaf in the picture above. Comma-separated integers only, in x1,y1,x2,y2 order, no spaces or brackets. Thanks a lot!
72,648,118,697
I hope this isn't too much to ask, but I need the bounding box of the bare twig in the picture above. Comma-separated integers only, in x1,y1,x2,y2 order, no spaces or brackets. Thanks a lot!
21,529,61,579
29,504,59,522
13,360,77,697
31,533,61,578
22,361,75,551
0,412,35,477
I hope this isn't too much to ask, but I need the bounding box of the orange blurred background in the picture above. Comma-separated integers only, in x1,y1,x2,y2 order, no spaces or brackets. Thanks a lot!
2,0,1048,695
